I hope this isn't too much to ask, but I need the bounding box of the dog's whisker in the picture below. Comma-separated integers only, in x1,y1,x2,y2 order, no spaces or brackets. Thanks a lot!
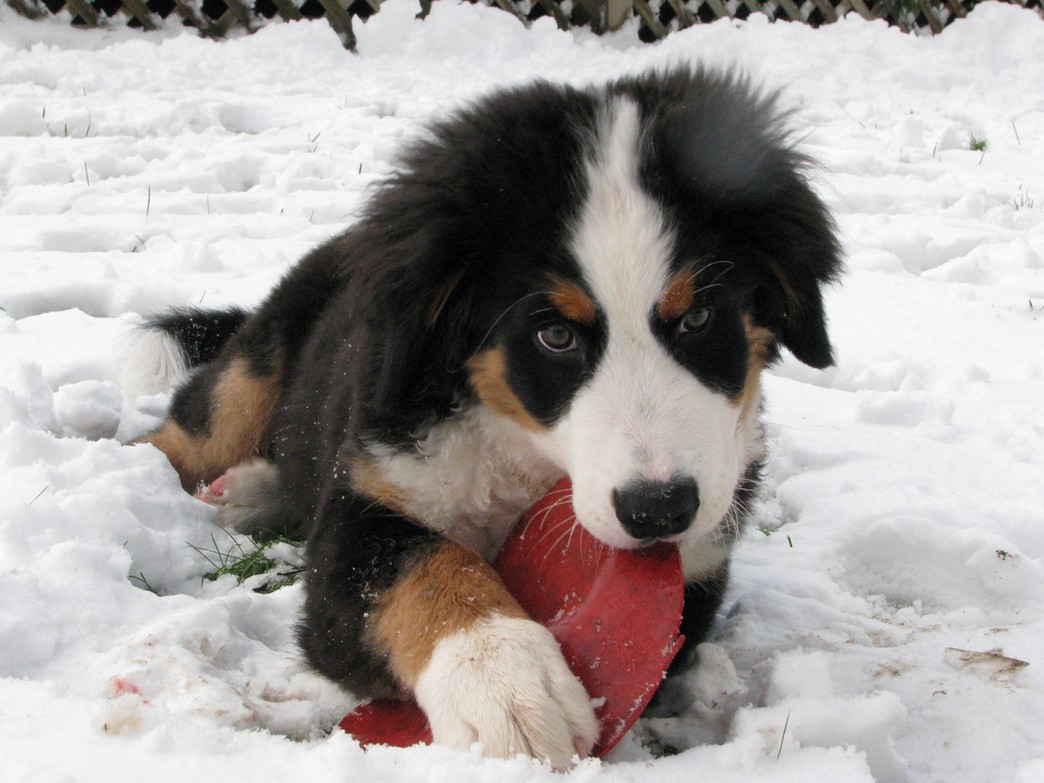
459,291,547,369
532,514,575,551
529,509,579,557
537,516,582,572
547,516,579,553
697,258,735,281
584,528,609,578
693,281,726,298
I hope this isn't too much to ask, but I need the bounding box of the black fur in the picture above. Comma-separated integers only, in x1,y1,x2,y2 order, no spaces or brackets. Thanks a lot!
147,307,248,367
144,68,841,720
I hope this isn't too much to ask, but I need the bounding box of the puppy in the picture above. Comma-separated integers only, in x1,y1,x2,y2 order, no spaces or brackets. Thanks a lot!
129,68,841,767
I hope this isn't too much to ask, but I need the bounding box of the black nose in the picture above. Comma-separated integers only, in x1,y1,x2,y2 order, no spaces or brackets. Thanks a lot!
613,476,699,541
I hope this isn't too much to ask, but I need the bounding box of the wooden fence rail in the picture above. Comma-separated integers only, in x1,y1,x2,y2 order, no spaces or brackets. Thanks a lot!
5,0,1043,49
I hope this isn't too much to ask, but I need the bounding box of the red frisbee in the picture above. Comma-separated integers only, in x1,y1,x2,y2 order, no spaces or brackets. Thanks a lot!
338,477,685,757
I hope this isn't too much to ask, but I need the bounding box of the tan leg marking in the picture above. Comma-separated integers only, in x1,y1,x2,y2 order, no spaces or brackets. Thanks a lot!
143,357,281,490
468,347,546,432
142,420,211,491
368,541,528,689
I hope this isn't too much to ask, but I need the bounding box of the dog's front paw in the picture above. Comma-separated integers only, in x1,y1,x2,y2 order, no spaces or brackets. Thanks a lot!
414,615,599,768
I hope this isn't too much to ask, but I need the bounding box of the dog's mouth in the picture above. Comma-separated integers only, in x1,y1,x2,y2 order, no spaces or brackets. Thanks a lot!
570,510,696,553
635,536,681,550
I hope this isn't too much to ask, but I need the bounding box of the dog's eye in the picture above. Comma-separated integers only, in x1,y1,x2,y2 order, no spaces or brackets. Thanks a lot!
678,307,713,334
536,324,578,353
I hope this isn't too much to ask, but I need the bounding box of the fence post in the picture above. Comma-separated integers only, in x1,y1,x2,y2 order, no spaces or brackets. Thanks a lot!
7,0,46,17
605,0,631,30
315,0,357,48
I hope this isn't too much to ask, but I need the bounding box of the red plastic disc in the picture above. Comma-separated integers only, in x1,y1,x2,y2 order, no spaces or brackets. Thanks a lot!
338,477,684,757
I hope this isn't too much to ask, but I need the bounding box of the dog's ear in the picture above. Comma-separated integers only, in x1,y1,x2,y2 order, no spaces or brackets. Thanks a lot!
784,287,834,369
372,314,426,419
747,174,842,370
372,264,472,419
756,259,835,369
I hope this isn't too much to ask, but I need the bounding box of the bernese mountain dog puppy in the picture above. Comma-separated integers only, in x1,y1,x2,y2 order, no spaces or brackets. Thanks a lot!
128,68,841,767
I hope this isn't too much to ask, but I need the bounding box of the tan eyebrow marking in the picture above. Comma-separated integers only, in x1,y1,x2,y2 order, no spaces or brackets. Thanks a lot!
548,279,597,324
657,265,697,321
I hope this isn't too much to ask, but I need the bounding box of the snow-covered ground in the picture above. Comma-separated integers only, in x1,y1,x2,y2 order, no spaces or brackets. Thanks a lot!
1,2,1042,781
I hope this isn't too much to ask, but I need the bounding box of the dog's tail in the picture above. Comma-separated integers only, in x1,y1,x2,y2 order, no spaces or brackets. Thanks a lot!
120,307,248,399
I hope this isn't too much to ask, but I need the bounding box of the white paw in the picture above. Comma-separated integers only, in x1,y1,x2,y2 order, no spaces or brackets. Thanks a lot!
415,615,600,769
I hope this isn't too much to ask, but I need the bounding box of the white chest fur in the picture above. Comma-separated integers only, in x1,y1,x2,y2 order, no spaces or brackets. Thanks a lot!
364,405,564,560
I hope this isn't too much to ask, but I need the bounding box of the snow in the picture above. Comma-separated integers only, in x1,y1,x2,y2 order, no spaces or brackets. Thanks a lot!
1,2,1043,781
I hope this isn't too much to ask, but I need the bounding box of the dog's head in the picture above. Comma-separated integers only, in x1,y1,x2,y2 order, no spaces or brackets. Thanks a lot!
366,69,841,550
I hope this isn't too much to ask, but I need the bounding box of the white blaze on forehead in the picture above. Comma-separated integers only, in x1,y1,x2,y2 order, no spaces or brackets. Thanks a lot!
551,95,750,554
571,97,675,318
567,94,685,472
